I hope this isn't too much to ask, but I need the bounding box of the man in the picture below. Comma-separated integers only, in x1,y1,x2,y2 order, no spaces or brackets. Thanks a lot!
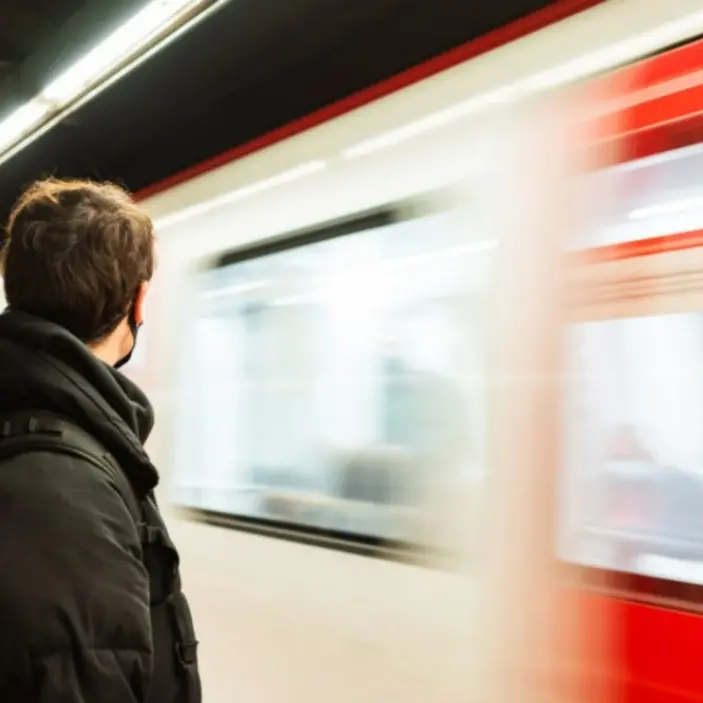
0,178,200,702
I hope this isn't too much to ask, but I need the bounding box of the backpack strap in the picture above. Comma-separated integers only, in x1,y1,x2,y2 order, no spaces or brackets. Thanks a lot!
0,410,143,526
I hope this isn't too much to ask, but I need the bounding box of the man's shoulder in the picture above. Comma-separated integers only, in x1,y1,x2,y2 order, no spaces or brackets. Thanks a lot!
0,409,141,523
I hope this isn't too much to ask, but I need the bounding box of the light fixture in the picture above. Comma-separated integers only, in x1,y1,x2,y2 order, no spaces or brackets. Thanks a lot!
43,0,208,104
343,9,703,159
153,160,329,229
0,99,52,153
0,0,217,163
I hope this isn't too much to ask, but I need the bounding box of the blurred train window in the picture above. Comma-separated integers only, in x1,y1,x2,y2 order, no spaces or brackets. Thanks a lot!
560,313,703,585
173,207,494,546
560,143,703,586
572,143,703,250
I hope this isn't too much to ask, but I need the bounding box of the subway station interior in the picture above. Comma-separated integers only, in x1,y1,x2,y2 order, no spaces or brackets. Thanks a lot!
3,0,703,701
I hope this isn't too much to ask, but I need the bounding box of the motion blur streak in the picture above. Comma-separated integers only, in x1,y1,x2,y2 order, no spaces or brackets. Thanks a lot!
105,0,703,701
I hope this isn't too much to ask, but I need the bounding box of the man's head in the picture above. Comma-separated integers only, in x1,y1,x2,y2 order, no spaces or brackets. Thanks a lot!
2,178,155,366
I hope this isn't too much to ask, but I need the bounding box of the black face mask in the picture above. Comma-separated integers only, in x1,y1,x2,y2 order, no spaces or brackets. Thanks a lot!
114,303,142,370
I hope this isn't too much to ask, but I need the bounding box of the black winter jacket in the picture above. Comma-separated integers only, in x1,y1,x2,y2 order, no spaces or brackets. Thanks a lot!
0,310,201,702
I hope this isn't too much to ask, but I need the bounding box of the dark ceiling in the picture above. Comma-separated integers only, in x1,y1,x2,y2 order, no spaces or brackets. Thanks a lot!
0,0,578,219
0,1,86,77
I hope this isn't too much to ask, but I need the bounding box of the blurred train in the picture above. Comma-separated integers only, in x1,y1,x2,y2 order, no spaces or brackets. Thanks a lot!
116,0,703,700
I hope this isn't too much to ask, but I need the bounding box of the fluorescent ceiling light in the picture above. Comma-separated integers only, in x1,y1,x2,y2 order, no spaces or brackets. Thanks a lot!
154,160,328,229
343,9,703,159
0,99,51,152
0,0,213,161
43,0,206,104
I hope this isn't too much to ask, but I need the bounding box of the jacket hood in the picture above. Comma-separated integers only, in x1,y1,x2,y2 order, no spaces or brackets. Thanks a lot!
0,309,158,494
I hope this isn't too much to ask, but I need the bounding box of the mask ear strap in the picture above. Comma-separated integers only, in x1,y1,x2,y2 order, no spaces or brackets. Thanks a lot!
127,301,141,337
115,299,142,369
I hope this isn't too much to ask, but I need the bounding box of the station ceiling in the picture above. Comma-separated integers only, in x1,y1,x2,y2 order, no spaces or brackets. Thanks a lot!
0,0,575,218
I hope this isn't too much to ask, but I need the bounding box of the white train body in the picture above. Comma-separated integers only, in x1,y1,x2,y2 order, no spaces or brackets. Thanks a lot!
130,1,703,700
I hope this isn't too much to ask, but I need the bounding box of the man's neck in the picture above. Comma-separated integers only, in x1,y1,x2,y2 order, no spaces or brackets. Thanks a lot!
88,335,121,367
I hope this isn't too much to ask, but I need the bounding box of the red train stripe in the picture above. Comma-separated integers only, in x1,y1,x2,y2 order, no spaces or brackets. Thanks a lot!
575,230,703,263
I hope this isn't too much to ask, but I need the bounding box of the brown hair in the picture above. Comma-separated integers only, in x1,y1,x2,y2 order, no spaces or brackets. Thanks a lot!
2,178,155,342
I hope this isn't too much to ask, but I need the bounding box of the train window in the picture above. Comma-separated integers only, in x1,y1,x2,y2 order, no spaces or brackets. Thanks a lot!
571,143,703,250
173,206,493,548
559,313,703,585
560,143,703,587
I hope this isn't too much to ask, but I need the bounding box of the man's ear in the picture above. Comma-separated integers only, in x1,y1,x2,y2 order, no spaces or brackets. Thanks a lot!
133,281,149,325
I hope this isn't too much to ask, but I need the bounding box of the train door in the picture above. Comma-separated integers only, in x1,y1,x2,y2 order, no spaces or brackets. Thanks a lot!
464,82,616,701
554,37,703,703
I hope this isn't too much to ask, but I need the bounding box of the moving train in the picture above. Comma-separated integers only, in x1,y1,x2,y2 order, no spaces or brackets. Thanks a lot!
124,0,703,700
